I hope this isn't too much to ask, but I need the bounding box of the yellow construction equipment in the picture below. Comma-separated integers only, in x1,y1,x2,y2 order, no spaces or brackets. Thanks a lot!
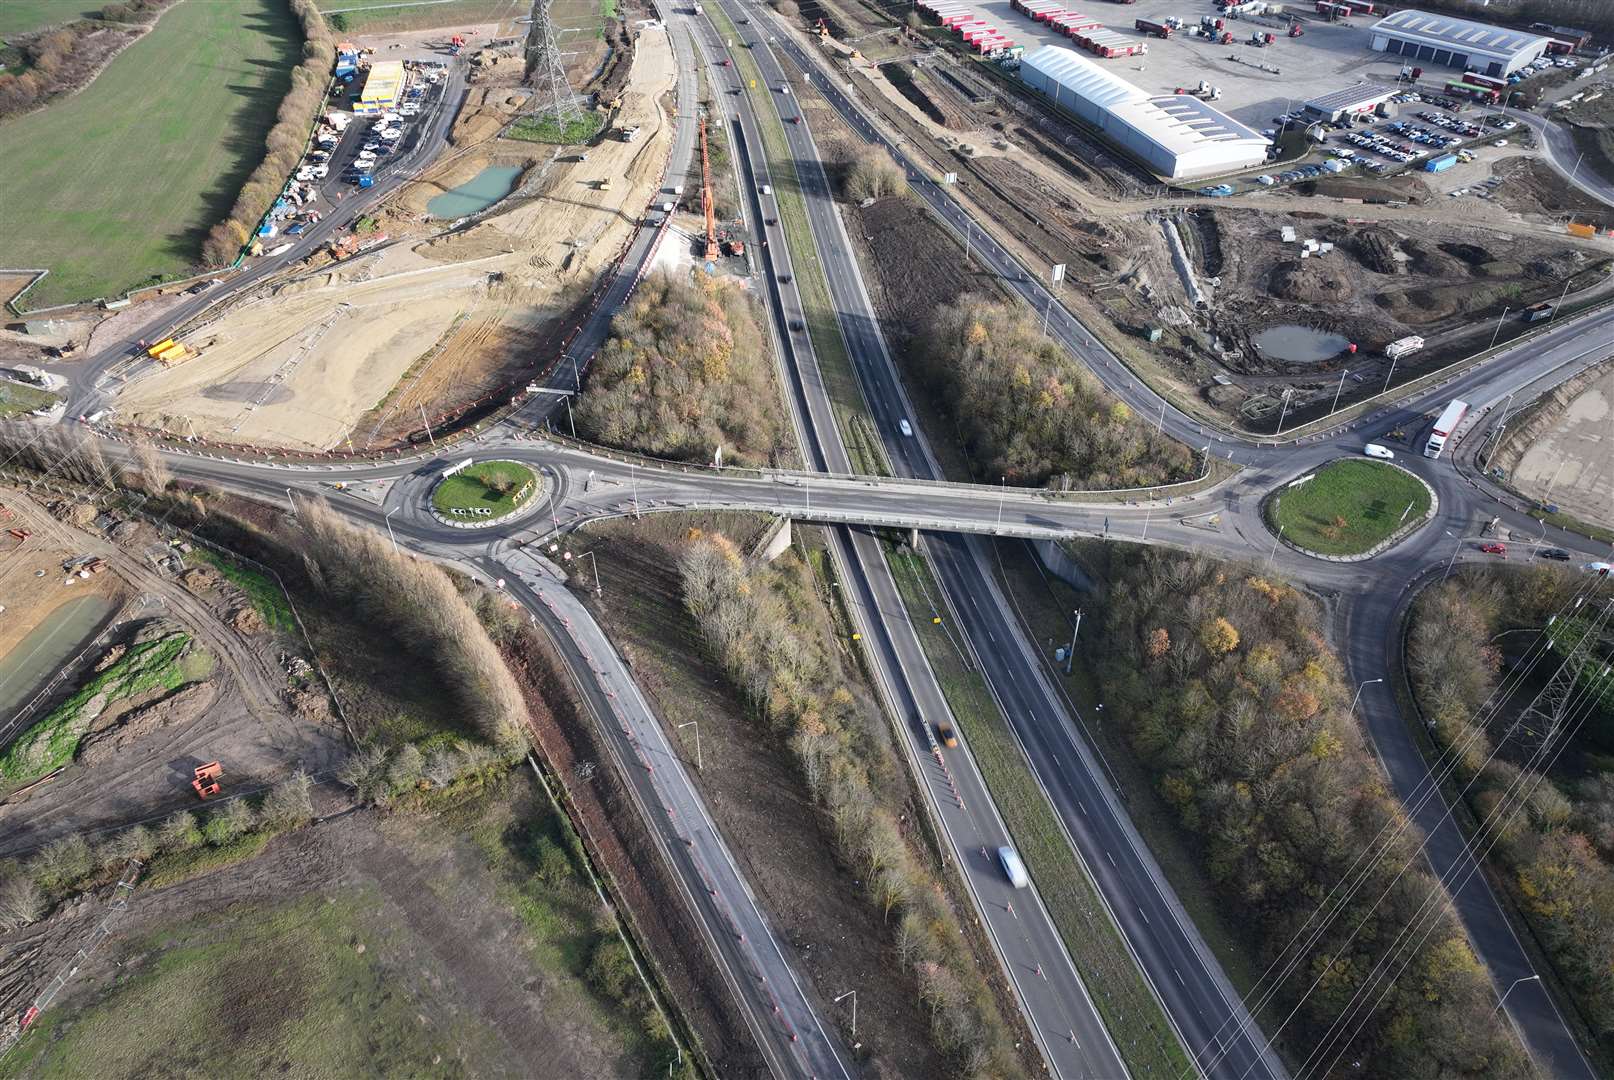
145,338,176,358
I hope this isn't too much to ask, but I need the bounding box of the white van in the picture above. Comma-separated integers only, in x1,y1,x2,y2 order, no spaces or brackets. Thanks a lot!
997,846,1030,889
1363,444,1394,460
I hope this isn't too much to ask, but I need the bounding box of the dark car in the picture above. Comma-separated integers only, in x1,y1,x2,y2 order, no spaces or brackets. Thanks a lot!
789,320,805,332
1538,548,1571,561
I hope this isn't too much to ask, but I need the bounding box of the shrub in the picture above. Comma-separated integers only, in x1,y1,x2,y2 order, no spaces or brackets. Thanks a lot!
261,770,314,830
157,810,204,852
202,797,256,845
844,151,905,202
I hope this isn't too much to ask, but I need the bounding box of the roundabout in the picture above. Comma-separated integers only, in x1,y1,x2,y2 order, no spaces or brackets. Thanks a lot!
1264,457,1436,560
428,459,541,528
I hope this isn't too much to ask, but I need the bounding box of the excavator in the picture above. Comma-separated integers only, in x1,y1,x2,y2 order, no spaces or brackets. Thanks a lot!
700,115,721,264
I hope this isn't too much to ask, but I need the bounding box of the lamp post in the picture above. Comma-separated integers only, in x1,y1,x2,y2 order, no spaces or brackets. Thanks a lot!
1349,677,1384,716
1065,609,1083,675
997,476,1006,527
582,549,602,596
1484,391,1515,467
1267,524,1284,568
833,990,857,1041
1330,368,1350,416
1381,354,1399,396
1490,975,1541,1021
385,505,400,556
1489,306,1510,350
1441,534,1463,584
678,720,701,770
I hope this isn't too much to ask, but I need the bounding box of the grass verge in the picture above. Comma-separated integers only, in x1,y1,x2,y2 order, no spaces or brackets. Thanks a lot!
885,547,1193,1079
192,547,295,634
0,631,192,786
141,830,275,891
0,0,302,309
1265,458,1430,556
321,0,526,33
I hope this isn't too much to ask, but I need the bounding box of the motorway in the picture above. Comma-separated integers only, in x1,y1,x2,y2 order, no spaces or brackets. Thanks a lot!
38,6,1614,1078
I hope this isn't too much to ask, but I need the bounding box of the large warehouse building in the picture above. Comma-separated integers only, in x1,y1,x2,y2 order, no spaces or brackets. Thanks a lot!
1367,10,1550,77
1019,45,1269,180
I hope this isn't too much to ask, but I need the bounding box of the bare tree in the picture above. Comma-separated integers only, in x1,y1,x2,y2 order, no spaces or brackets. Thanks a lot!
261,770,314,829
845,151,906,202
0,872,44,930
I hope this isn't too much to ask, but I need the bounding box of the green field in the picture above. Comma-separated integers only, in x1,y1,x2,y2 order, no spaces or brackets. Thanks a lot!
0,381,59,418
431,459,538,519
0,891,473,1078
507,111,604,145
319,0,525,33
0,0,301,310
1266,458,1432,555
0,1,93,36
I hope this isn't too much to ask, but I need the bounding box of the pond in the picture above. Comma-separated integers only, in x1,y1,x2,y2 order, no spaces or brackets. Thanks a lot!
0,594,118,720
426,165,523,220
1251,324,1351,364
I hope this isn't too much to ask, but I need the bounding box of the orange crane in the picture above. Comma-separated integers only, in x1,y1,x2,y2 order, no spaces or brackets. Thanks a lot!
699,116,720,262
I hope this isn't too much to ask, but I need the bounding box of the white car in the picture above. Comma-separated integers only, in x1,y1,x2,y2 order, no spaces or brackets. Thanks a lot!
997,847,1030,889
899,419,913,437
1584,562,1612,576
1363,444,1394,460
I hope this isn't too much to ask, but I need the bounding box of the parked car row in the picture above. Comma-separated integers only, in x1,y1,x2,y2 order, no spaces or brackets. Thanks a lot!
1383,120,1459,151
1414,110,1483,138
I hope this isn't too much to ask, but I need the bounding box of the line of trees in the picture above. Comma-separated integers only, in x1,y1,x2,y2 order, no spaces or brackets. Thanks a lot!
1410,568,1614,1062
0,2,177,122
0,772,313,931
918,297,1196,487
679,534,1019,1076
1096,548,1527,1078
577,273,791,467
295,499,529,757
200,0,335,266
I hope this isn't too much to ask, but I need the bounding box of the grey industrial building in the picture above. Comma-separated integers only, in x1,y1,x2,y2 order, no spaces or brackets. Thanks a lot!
1302,84,1398,123
1367,9,1550,77
1019,45,1269,180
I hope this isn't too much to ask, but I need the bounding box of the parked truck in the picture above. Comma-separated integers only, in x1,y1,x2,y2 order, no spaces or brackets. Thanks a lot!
1385,335,1424,360
1134,18,1171,36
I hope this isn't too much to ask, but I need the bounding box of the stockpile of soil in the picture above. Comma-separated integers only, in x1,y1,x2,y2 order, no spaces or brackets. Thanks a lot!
1268,259,1354,303
1351,228,1403,275
77,681,218,768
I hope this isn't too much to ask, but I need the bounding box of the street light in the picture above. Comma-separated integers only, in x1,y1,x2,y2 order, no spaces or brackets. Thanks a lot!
1349,677,1384,715
1329,368,1350,416
833,989,857,1041
678,720,702,770
582,549,602,595
385,505,400,556
997,476,1006,527
1488,307,1510,350
1441,534,1464,584
1490,975,1541,1020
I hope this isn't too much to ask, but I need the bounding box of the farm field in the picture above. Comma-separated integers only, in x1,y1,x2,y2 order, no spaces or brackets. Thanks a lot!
319,0,527,34
0,1,91,36
0,0,300,310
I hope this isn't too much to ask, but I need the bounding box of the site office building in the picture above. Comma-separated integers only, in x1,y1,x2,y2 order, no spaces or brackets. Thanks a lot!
1367,9,1550,77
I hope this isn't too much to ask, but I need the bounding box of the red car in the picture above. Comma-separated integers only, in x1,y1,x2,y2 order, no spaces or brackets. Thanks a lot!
1479,542,1507,556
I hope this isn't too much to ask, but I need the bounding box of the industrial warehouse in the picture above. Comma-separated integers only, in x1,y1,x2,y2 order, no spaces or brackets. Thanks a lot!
1367,9,1551,77
1019,44,1269,179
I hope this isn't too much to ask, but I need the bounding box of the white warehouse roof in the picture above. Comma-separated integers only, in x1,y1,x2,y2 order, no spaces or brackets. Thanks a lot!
1021,44,1146,110
1020,45,1268,180
1369,9,1548,61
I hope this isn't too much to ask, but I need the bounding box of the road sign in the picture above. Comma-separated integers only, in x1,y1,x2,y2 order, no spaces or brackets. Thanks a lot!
942,172,958,185
1051,263,1066,284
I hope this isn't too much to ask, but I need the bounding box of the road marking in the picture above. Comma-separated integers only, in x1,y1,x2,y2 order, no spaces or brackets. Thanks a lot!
1105,850,1115,867
1138,906,1150,926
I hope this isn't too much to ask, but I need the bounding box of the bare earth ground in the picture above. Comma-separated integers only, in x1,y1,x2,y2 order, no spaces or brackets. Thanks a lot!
0,780,644,1078
114,19,677,451
0,493,344,857
569,512,973,1077
1508,365,1614,531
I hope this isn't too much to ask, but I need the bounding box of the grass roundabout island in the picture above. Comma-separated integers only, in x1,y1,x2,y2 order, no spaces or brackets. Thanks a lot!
430,460,540,525
1266,458,1433,558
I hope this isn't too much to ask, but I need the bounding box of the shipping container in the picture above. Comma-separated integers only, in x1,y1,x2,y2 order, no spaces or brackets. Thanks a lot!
1053,13,1101,31
1523,302,1555,321
1423,153,1458,172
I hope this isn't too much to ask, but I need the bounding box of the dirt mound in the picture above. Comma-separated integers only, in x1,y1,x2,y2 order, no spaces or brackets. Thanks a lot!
63,503,97,527
286,687,334,723
179,566,220,592
1350,229,1403,275
1268,259,1354,303
1402,240,1469,279
92,644,127,673
1438,241,1494,266
229,606,265,635
77,681,218,768
109,519,156,547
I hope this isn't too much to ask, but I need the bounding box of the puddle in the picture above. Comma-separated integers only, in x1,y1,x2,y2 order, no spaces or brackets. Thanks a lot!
426,165,523,219
1251,324,1350,364
0,595,118,720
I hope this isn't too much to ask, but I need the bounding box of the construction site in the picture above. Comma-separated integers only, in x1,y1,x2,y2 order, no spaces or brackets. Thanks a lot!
108,3,670,451
780,0,1614,433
